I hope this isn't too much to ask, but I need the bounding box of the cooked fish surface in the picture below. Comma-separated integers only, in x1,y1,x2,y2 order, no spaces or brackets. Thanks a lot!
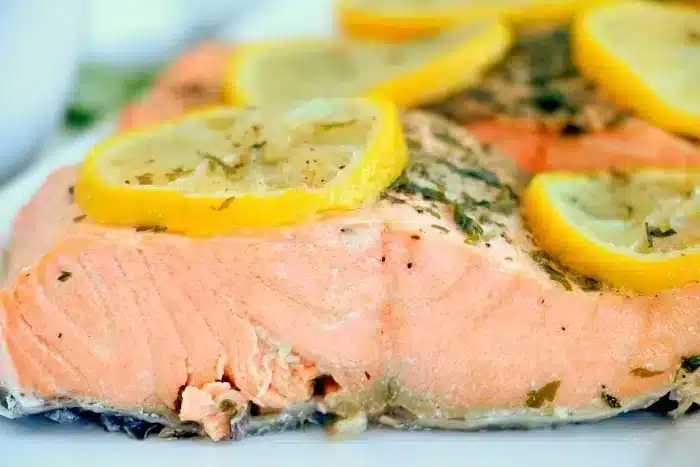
1,112,699,441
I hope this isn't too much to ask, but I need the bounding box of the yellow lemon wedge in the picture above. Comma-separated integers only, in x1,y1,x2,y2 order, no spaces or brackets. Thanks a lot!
523,170,700,293
76,99,407,237
336,0,614,40
223,21,511,108
573,0,700,138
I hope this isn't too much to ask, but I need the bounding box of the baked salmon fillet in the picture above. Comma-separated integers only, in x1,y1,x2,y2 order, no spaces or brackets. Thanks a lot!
1,112,699,441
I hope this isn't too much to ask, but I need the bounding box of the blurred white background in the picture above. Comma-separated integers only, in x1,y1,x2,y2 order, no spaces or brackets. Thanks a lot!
0,0,277,182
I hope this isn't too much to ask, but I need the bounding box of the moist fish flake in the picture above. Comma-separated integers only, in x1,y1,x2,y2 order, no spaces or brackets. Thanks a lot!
1,112,699,441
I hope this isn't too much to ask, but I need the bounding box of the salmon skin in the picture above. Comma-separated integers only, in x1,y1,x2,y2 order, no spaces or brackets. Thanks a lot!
1,112,699,441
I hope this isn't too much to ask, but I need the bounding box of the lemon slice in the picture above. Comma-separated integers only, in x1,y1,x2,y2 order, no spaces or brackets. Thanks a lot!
573,1,700,138
224,21,511,108
336,0,613,40
76,99,407,237
523,170,700,293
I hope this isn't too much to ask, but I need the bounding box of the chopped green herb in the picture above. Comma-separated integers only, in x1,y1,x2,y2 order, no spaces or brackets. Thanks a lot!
578,276,602,292
453,204,483,241
64,105,96,130
467,88,493,102
435,131,462,148
380,193,407,204
317,119,358,131
250,141,267,150
543,265,572,291
431,224,449,234
390,178,449,204
437,160,501,187
601,390,621,409
73,215,87,223
216,197,236,211
644,223,653,248
461,194,491,209
136,173,154,185
411,163,430,178
135,225,167,233
419,187,448,203
526,380,561,408
530,250,573,290
202,154,244,177
630,368,665,378
57,271,72,282
388,176,411,190
530,250,552,263
608,110,634,128
164,167,194,182
490,194,517,215
532,89,567,114
646,224,677,246
681,355,700,373
405,138,422,150
424,207,442,219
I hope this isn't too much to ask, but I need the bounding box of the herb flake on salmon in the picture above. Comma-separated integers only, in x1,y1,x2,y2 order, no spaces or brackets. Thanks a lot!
2,111,700,443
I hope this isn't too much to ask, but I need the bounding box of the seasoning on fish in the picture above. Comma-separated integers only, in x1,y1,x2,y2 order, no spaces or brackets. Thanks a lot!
2,112,699,442
429,28,700,172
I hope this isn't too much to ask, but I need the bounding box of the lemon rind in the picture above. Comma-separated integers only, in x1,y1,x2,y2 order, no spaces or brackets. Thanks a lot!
336,0,617,40
523,173,700,293
573,1,700,138
223,23,512,109
76,100,407,237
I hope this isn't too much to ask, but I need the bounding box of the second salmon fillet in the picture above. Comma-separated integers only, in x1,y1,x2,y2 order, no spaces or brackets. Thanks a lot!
1,112,699,441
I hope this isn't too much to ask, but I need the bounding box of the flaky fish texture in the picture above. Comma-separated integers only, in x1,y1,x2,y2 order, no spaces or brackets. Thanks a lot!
1,112,698,441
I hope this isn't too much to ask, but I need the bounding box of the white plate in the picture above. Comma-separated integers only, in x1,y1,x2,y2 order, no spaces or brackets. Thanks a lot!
2,1,700,466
